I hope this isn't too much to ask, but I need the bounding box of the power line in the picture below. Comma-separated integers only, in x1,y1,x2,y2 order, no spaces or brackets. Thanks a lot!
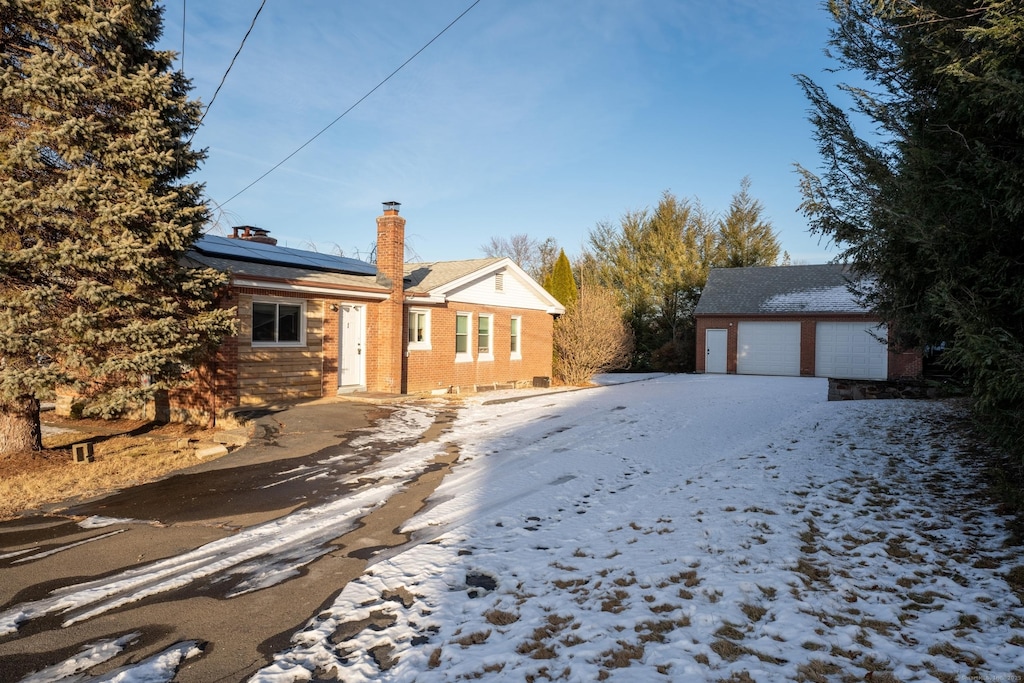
221,0,483,207
180,0,186,76
191,0,268,140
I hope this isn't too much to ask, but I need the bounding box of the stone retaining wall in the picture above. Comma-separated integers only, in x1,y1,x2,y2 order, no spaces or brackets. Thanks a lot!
827,378,953,401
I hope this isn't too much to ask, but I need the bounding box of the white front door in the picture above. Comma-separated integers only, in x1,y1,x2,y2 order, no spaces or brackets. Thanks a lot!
705,329,728,374
339,304,364,389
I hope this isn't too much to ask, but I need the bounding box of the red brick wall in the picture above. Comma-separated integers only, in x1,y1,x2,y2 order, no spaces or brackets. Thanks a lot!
170,291,558,418
800,320,816,376
695,313,922,380
695,316,738,374
168,289,239,425
403,304,553,393
889,348,923,379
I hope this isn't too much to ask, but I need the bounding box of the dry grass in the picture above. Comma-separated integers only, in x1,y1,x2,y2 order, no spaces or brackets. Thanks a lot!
455,629,491,647
0,416,229,520
599,640,644,669
484,609,520,626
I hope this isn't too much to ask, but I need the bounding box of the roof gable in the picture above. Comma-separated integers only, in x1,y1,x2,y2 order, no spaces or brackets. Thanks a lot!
405,258,565,314
694,264,874,316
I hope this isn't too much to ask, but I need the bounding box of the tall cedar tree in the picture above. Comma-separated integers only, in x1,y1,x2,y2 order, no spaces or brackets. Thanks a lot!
585,191,716,370
544,249,578,309
716,176,781,268
796,0,1024,455
0,1,236,455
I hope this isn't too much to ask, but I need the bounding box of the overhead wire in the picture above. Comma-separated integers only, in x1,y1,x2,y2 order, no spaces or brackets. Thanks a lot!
190,0,268,143
180,0,186,76
220,0,483,207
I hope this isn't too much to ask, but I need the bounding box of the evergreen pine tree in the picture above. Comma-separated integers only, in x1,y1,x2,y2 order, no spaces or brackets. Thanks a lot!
716,177,781,268
796,0,1024,456
584,191,716,370
544,249,578,309
0,1,236,456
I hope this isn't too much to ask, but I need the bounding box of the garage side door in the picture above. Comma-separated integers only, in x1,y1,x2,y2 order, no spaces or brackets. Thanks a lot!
815,322,888,380
737,322,801,376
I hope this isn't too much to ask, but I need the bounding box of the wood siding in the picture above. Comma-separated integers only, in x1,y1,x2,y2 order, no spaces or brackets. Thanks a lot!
236,293,325,405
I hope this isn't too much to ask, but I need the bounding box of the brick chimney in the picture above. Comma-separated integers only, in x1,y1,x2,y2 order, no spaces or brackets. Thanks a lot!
374,201,405,393
229,225,277,245
375,201,405,290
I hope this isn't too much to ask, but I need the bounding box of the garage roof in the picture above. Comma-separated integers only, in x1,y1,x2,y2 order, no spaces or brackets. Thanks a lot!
695,264,874,315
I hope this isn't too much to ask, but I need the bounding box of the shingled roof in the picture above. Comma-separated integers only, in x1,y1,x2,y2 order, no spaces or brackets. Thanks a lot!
403,258,505,291
694,264,874,316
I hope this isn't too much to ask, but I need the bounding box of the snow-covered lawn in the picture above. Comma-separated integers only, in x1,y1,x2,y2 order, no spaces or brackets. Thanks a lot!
7,375,1023,682
256,374,1024,682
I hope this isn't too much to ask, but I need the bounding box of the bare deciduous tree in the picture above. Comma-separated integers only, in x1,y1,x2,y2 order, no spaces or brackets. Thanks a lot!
553,285,633,385
481,234,559,282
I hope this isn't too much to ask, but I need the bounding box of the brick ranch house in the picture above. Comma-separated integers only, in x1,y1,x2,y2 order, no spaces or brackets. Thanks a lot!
694,264,921,380
167,202,565,423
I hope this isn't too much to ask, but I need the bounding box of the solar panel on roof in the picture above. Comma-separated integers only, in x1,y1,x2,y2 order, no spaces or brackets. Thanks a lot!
193,235,377,276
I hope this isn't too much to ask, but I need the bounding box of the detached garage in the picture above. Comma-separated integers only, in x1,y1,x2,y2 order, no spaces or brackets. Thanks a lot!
694,264,920,381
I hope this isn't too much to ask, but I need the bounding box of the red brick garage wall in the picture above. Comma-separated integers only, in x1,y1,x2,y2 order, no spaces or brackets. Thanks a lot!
695,313,921,380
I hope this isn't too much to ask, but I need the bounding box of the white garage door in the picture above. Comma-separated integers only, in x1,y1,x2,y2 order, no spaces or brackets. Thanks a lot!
737,322,801,376
815,322,888,380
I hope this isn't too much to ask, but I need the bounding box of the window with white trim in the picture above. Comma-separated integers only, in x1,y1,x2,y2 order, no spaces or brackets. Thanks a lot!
252,300,305,346
510,316,522,359
455,313,472,362
478,314,493,361
408,309,431,350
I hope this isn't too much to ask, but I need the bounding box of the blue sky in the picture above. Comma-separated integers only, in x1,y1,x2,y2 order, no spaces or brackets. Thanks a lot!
158,1,843,264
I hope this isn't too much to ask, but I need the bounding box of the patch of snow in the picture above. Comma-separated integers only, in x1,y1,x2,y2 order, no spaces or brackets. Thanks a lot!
41,425,78,437
19,631,141,683
760,284,863,312
91,640,202,683
13,529,126,564
78,516,155,529
0,547,39,560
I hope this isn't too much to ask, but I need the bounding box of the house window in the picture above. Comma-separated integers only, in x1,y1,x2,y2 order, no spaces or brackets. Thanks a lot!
455,313,472,362
408,309,431,350
478,314,493,361
252,300,304,345
510,316,522,359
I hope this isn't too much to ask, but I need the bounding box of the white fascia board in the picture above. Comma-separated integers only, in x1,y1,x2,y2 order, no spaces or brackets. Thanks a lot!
404,295,446,305
232,278,390,300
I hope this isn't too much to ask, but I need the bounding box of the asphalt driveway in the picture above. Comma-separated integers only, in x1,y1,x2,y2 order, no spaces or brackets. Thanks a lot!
0,396,458,682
